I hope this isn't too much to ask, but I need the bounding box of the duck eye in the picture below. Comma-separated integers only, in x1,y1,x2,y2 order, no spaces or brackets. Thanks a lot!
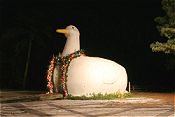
72,26,75,29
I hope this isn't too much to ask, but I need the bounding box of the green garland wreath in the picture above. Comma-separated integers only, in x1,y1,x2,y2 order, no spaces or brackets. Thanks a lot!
46,49,85,97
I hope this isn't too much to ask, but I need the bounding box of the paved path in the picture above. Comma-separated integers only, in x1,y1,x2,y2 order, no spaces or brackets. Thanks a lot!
0,91,174,117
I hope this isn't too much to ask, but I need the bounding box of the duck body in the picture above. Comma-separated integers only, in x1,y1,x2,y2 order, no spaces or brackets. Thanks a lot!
67,56,127,96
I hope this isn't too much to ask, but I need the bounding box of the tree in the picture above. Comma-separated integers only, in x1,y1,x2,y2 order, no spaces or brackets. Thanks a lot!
0,14,55,90
150,0,175,54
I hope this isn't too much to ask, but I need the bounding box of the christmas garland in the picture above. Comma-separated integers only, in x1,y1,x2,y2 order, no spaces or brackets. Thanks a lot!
46,49,85,96
46,56,56,94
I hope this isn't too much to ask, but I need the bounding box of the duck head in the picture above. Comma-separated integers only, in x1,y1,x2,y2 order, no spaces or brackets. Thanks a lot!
56,25,80,39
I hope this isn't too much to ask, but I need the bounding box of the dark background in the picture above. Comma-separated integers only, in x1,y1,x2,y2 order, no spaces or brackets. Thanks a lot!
0,0,174,92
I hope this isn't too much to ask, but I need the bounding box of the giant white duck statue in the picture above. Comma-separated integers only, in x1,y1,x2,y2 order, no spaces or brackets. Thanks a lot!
46,25,128,97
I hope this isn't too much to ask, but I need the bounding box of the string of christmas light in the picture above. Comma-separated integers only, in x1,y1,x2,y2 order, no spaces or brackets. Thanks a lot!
46,49,85,96
58,49,85,97
46,55,56,94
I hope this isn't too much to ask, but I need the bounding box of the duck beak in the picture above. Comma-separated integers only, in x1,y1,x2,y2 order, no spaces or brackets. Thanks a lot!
56,29,68,34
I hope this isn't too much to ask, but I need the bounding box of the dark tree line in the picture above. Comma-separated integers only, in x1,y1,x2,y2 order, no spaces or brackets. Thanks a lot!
0,4,62,90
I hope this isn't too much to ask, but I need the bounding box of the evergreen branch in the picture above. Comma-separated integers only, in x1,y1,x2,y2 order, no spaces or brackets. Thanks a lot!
150,39,175,54
161,27,175,33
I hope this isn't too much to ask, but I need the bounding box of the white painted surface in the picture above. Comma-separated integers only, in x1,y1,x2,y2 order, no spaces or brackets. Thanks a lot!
56,25,128,96
67,56,127,96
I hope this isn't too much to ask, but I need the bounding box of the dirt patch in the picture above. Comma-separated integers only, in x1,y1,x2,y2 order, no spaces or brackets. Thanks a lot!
0,90,174,105
0,90,45,98
132,92,175,105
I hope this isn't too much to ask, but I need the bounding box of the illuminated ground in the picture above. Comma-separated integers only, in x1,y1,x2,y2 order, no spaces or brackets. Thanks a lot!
0,91,174,116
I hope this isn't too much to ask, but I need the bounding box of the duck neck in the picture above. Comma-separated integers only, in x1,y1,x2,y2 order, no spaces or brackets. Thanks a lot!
61,36,80,57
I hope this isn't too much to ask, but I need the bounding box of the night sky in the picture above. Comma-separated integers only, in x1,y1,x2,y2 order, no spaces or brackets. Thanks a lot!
0,0,174,91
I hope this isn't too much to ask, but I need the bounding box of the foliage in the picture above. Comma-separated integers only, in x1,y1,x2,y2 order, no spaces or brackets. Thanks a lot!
67,92,132,100
150,0,175,54
150,39,175,53
0,10,54,89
